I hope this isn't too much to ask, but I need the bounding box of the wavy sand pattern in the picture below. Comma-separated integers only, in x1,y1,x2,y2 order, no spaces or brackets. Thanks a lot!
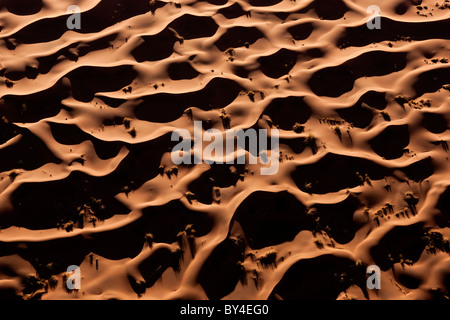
0,0,449,300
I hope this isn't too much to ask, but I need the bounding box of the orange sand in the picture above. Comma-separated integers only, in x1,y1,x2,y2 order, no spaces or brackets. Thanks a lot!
0,0,449,300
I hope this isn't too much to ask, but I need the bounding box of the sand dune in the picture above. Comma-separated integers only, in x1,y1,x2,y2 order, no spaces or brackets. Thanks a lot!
0,0,449,300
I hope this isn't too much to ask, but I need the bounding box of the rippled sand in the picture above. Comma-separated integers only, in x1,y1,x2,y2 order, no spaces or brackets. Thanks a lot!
0,0,449,300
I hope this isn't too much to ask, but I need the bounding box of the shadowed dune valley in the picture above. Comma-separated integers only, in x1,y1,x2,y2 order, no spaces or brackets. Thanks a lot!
1,0,450,303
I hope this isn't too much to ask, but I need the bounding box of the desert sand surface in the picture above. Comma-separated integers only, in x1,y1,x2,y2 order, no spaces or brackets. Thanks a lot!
0,0,449,300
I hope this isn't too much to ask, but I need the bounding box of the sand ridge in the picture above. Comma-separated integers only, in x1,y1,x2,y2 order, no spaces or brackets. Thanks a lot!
0,0,449,300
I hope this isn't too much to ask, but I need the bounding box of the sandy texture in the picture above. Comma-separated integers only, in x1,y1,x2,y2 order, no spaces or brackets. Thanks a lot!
0,0,449,300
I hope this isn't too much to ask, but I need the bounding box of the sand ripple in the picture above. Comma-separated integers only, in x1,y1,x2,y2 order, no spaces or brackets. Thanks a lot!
0,0,449,300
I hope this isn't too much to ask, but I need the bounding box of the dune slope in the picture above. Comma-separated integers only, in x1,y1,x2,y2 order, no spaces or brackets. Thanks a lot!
0,0,449,300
